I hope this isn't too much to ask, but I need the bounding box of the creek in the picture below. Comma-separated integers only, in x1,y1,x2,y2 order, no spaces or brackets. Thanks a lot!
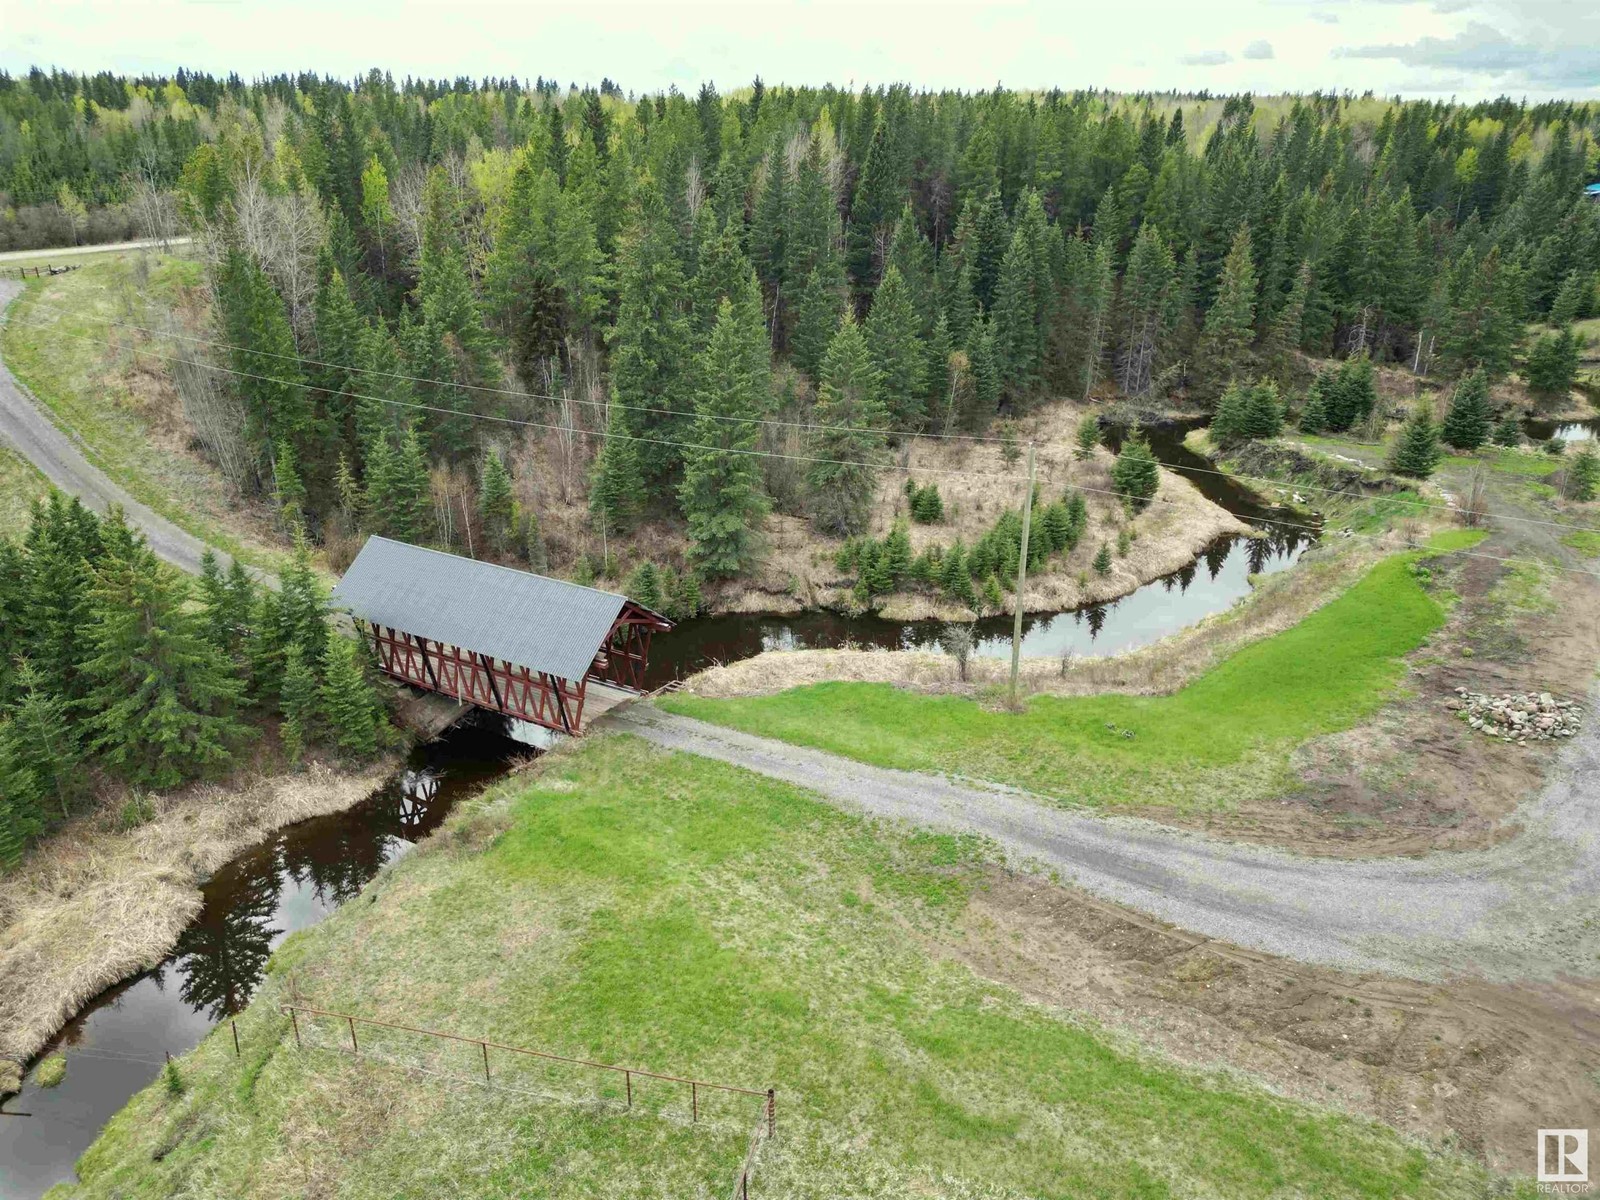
0,420,1313,1197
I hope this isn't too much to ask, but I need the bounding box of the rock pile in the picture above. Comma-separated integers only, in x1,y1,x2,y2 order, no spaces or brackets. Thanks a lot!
1447,688,1584,743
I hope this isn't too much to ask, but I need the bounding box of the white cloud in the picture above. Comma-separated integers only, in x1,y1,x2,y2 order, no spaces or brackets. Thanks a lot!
1243,39,1276,59
0,0,1593,100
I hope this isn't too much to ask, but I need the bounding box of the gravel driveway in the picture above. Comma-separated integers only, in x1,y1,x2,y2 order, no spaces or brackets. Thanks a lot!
0,278,248,578
611,701,1600,982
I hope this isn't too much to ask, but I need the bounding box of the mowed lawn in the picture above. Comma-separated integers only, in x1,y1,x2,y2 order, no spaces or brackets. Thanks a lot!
663,539,1479,811
58,737,1501,1200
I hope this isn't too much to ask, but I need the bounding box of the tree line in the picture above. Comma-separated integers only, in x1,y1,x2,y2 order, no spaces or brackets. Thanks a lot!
9,69,1599,594
0,495,386,867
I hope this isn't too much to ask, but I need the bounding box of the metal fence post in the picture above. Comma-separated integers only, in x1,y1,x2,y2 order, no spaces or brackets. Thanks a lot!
231,1020,241,1057
348,1016,359,1055
766,1089,775,1138
625,1070,632,1108
481,1041,490,1084
691,1081,698,1122
290,1008,301,1048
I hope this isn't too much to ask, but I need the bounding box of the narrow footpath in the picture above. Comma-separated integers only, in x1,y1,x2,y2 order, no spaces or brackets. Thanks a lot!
610,702,1600,983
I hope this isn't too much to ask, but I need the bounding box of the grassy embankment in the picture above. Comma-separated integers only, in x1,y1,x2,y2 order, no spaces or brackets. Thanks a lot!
0,441,48,529
663,533,1484,812
2,256,293,572
57,735,1507,1199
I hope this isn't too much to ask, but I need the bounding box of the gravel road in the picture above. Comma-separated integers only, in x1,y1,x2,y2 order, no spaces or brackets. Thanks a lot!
0,236,193,264
612,701,1600,982
0,278,251,578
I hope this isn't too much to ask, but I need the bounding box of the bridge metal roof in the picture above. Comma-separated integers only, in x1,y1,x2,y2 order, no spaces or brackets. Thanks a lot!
333,536,631,683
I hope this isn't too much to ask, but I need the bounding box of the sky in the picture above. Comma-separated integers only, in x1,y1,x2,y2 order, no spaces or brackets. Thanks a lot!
3,0,1598,101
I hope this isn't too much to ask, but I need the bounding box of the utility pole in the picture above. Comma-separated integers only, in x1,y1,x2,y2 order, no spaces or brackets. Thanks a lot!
1009,442,1035,708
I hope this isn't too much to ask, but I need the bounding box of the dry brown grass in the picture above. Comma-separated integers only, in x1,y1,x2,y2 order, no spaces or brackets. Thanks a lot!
723,397,1246,618
507,395,1246,618
679,536,1399,702
0,758,394,1093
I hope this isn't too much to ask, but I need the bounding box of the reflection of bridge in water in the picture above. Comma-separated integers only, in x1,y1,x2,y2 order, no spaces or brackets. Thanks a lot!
333,537,672,736
397,770,440,829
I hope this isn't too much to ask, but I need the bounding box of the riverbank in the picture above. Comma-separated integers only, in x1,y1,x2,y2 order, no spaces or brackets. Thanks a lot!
0,755,396,1097
50,736,1505,1198
712,427,1250,620
681,532,1384,701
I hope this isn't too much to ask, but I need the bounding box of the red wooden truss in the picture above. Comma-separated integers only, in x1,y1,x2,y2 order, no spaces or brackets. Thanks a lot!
365,601,671,735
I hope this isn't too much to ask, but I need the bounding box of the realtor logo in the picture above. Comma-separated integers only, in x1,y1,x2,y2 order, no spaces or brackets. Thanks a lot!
1539,1129,1588,1185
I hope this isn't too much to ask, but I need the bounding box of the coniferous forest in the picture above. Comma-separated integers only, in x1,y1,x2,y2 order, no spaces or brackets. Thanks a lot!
0,494,385,865
3,69,1599,603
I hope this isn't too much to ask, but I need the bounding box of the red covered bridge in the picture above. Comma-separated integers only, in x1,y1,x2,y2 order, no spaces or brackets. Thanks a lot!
333,537,673,735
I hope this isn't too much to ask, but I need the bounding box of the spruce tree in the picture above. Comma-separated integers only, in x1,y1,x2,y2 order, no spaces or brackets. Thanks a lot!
1093,542,1113,576
590,407,643,534
1111,427,1161,510
609,178,695,488
478,450,517,556
866,266,927,431
791,266,842,382
415,166,500,398
214,247,316,483
1299,375,1329,433
312,266,366,457
680,290,772,579
990,190,1051,405
22,493,102,702
4,663,84,819
1440,370,1492,451
1075,415,1100,460
1389,406,1443,479
1212,381,1250,446
280,641,318,763
967,317,1001,426
1066,491,1089,542
1080,242,1115,399
273,438,306,531
1197,225,1258,402
1242,381,1284,440
391,425,434,544
807,316,887,537
1526,327,1579,397
82,531,247,789
1569,443,1600,503
626,560,664,611
1492,412,1523,448
880,521,912,588
319,636,382,759
924,314,953,424
1115,225,1175,397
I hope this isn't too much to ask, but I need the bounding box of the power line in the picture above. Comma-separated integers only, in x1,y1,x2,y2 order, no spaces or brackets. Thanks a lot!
47,331,1600,583
15,300,1600,540
13,300,1012,444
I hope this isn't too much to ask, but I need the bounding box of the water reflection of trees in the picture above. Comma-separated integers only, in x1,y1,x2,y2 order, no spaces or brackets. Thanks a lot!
171,847,281,1019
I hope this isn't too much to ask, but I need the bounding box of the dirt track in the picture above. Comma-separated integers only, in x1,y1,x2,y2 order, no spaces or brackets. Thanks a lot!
610,700,1600,984
0,278,242,578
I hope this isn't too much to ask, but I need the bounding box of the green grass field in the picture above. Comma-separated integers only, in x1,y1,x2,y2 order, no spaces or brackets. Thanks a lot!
2,256,293,572
0,441,48,532
663,537,1483,811
58,736,1504,1199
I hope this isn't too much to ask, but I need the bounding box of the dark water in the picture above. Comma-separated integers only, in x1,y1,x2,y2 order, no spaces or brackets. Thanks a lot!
642,419,1313,687
1,417,1314,1197
644,527,1307,687
1523,416,1600,444
0,718,525,1199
